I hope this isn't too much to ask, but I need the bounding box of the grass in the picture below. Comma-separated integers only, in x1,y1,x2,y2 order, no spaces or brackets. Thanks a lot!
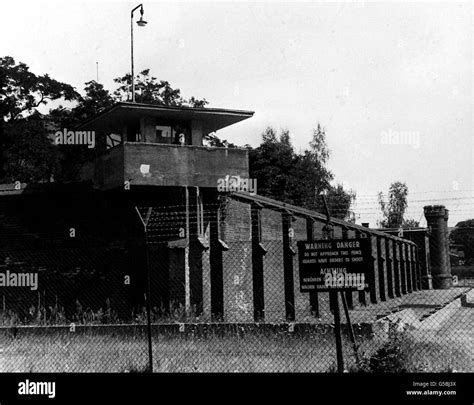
0,331,340,372
0,327,470,372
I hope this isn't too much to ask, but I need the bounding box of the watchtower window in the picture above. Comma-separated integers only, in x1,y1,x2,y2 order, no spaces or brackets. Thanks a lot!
156,125,172,138
154,125,172,144
126,121,141,142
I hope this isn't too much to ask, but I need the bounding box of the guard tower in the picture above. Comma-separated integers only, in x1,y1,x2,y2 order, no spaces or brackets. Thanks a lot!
78,102,253,189
77,102,254,315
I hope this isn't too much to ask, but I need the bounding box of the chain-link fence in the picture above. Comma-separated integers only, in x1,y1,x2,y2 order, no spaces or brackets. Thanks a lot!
0,203,472,373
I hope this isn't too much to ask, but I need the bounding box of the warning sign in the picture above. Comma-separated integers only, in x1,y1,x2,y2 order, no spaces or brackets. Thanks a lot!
297,239,371,292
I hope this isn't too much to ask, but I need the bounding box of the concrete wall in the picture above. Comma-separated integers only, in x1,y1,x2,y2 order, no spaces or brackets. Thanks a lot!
292,216,311,320
84,143,249,190
0,183,429,324
260,208,285,322
220,198,253,322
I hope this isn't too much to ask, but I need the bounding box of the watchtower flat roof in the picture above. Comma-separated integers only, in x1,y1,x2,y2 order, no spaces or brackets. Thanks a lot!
77,102,254,133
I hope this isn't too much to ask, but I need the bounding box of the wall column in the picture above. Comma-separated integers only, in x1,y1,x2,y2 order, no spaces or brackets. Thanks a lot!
282,212,296,321
385,239,395,298
306,218,320,317
424,205,453,289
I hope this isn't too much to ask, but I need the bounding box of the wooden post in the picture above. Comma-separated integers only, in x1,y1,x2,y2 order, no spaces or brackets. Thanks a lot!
184,187,191,313
331,291,344,373
342,227,353,309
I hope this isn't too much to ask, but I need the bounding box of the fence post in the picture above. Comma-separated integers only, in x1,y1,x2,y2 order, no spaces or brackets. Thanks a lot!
135,207,154,373
331,291,344,373
342,227,353,309
282,212,295,321
144,226,153,373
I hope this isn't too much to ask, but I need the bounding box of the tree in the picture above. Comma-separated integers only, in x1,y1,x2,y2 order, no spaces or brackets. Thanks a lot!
46,81,116,182
249,125,355,219
401,218,420,228
202,133,238,148
1,56,79,182
450,219,474,265
378,181,418,228
297,124,335,211
72,80,115,121
249,127,298,203
325,184,356,221
0,56,78,123
113,69,208,107
3,113,60,183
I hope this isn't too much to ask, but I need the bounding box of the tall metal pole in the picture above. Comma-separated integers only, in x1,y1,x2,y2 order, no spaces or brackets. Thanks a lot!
131,10,134,102
131,4,145,103
331,291,344,373
135,207,153,372
184,187,191,314
144,227,153,372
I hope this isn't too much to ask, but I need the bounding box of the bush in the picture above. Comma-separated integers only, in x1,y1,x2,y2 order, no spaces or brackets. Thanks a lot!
351,328,469,373
356,333,408,373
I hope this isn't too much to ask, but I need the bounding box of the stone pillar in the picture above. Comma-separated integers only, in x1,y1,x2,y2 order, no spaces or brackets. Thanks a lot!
444,209,452,279
400,243,407,295
369,235,379,304
420,230,433,289
411,245,418,291
405,244,413,293
393,242,402,297
377,236,388,301
424,205,452,289
355,230,366,306
385,239,395,299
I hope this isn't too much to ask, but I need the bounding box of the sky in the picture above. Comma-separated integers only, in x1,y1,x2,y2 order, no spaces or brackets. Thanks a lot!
2,0,473,227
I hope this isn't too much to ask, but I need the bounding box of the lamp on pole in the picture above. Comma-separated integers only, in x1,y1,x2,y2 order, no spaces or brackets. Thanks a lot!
131,4,147,103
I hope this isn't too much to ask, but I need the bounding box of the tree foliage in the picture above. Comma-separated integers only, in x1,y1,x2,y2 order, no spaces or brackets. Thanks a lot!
113,69,208,107
3,113,60,183
378,181,418,228
249,125,355,220
450,219,474,264
0,56,79,181
0,56,78,123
